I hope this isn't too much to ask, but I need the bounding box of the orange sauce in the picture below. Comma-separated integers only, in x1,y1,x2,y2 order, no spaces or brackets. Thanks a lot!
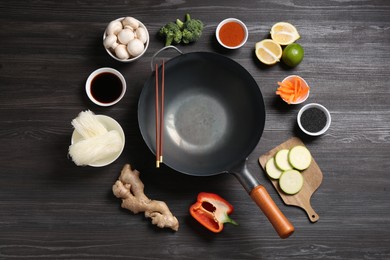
219,21,245,47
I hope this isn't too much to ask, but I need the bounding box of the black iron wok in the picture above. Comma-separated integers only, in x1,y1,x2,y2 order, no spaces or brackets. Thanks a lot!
138,46,294,238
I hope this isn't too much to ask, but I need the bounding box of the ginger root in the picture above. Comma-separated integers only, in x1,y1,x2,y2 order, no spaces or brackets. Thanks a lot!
112,164,179,231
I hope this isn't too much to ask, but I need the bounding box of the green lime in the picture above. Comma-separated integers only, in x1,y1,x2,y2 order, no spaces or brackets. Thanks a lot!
282,43,304,67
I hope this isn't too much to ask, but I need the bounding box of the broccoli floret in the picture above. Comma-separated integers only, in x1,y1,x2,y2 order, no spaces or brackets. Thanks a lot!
178,14,204,44
176,18,185,30
159,22,182,46
160,14,203,46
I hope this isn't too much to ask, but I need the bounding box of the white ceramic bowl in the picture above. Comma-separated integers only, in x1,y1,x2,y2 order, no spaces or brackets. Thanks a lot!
280,75,310,104
103,17,149,62
216,18,248,49
85,67,126,106
297,103,331,136
71,115,125,167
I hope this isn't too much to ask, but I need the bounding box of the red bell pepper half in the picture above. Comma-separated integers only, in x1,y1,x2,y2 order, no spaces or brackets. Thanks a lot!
190,192,238,233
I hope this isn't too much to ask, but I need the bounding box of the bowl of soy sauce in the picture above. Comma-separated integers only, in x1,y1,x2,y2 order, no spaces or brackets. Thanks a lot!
86,67,126,106
297,103,331,136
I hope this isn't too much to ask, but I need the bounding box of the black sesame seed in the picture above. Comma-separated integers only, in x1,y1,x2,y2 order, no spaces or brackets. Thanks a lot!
300,107,327,133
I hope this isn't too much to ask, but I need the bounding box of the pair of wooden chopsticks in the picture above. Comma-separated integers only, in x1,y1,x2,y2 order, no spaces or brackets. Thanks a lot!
155,60,165,168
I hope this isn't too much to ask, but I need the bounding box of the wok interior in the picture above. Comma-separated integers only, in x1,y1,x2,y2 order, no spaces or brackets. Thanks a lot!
138,53,265,176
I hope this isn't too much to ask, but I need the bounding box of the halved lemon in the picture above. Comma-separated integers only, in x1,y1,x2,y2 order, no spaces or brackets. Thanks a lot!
270,22,300,46
255,39,282,65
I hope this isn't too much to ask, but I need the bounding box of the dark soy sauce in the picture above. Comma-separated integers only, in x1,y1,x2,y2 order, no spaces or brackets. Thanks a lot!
91,72,123,104
300,107,327,133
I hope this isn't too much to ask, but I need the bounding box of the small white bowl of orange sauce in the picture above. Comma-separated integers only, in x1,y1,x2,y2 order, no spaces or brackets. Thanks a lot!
216,18,248,49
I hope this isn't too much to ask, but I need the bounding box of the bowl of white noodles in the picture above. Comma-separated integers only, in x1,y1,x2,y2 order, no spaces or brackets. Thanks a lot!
69,111,125,167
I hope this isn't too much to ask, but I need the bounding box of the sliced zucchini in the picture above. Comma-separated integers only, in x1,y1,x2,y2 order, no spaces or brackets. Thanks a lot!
265,157,283,179
288,145,312,170
274,149,293,171
279,170,304,195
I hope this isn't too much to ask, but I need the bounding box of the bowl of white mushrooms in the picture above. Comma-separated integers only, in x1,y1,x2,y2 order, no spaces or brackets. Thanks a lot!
103,17,149,62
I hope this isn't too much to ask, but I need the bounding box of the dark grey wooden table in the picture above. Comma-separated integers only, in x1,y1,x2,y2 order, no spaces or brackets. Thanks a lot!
1,1,389,259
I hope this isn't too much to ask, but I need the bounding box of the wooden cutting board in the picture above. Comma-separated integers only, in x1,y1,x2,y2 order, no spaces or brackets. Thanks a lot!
258,137,323,222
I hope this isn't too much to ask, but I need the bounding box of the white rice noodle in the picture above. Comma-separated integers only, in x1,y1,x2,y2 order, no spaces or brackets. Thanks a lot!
72,110,108,138
69,130,122,166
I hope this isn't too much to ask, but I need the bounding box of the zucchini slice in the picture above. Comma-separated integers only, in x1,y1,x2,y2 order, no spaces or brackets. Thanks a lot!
288,145,312,170
265,157,283,179
274,149,293,171
279,170,304,195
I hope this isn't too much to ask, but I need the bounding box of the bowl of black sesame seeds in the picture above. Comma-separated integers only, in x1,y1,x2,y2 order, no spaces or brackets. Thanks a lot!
297,103,331,136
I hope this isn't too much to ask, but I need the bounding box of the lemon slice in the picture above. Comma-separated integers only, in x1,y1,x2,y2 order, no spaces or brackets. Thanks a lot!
255,39,282,65
270,22,300,45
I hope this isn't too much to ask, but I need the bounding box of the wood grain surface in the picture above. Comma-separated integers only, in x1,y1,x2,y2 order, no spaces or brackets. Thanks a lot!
1,0,389,259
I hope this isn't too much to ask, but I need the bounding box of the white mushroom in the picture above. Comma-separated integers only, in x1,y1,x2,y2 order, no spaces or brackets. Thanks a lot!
127,39,144,57
135,27,148,44
122,17,139,30
106,20,123,35
103,34,119,49
115,44,130,60
118,29,135,45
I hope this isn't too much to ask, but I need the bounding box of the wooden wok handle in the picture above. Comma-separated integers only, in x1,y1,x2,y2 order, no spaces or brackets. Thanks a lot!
250,185,295,239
